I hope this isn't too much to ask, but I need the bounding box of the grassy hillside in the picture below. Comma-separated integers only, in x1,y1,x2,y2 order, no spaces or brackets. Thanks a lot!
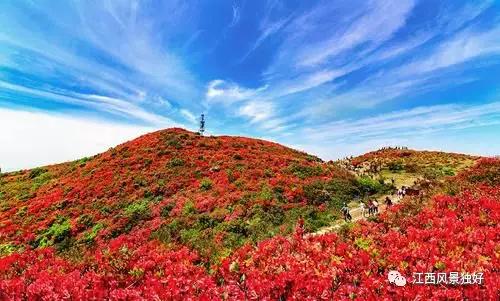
351,147,476,177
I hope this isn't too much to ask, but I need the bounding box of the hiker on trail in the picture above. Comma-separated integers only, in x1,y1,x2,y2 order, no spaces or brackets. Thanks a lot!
397,186,405,198
373,199,379,214
368,200,374,216
341,203,352,222
360,202,367,217
385,196,393,207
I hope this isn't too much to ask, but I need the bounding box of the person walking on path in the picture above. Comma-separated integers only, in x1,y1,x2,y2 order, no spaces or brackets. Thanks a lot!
373,199,379,214
341,203,352,222
368,200,374,216
360,202,367,218
385,196,393,208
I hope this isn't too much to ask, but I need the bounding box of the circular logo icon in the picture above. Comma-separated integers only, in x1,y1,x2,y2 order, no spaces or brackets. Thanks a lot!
388,270,407,287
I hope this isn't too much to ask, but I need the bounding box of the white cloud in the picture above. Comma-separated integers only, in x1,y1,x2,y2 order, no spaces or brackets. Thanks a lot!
180,109,197,124
280,101,500,160
205,80,267,104
0,108,156,172
296,101,500,142
229,3,241,27
238,100,275,123
0,81,177,126
0,0,202,112
397,27,500,76
294,0,416,67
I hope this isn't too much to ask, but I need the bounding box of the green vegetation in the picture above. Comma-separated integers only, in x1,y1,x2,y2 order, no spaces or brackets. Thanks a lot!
356,176,389,196
0,243,16,256
287,163,323,179
29,167,48,179
304,178,359,207
200,178,213,190
124,200,151,220
34,217,72,248
81,223,104,244
168,157,185,167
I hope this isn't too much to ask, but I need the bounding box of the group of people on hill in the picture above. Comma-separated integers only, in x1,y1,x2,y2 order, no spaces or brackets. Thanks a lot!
396,186,408,198
363,199,380,217
340,180,409,222
358,196,396,218
377,146,409,151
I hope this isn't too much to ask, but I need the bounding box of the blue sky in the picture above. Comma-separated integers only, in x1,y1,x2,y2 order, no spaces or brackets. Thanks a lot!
1,0,500,171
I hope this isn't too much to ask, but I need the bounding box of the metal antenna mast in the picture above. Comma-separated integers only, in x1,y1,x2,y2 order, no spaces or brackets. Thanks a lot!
199,113,205,135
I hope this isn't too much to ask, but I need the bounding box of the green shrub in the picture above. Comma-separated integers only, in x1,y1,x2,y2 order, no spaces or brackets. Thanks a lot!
356,176,383,195
303,181,331,205
387,160,404,171
354,237,372,251
0,243,16,256
226,169,236,183
152,218,187,244
168,158,185,167
259,185,274,201
304,178,359,207
124,200,151,220
35,217,72,248
29,167,48,179
166,138,182,149
160,203,175,217
302,209,333,232
441,167,455,176
200,178,213,190
198,214,219,229
287,163,323,179
77,214,94,229
263,169,274,177
143,158,153,167
404,163,419,173
82,223,104,244
182,200,197,215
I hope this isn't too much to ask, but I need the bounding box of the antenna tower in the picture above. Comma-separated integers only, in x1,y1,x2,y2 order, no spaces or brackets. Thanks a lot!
199,113,205,135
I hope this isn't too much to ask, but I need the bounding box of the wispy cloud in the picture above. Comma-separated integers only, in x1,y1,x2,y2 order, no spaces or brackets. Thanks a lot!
229,3,241,27
0,81,177,126
296,102,500,142
222,0,499,132
205,80,268,105
395,27,500,77
238,100,275,123
282,101,500,159
179,109,197,124
0,1,202,124
294,1,416,68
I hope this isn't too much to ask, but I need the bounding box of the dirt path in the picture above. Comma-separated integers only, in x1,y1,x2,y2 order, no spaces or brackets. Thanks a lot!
307,174,419,237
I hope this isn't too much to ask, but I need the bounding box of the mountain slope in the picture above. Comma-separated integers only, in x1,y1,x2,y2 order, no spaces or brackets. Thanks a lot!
1,129,496,300
0,128,359,264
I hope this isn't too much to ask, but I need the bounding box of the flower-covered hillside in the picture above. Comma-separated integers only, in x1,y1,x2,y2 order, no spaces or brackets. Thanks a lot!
218,157,499,300
0,148,496,300
0,128,360,266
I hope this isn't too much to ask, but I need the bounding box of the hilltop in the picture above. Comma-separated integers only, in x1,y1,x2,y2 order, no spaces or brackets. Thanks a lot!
0,129,497,300
0,128,360,264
